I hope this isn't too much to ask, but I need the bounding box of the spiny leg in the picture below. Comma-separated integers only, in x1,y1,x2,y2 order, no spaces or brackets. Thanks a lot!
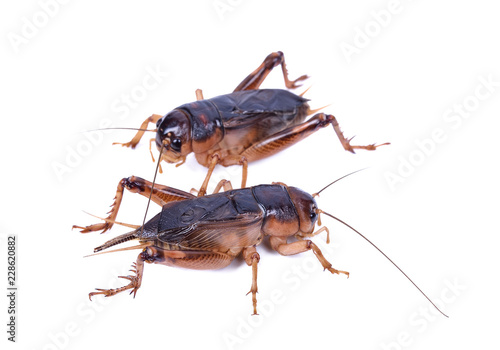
73,176,194,233
88,244,235,301
239,113,329,162
113,114,163,149
270,236,349,277
234,51,308,92
327,114,390,153
243,246,260,315
89,251,147,300
239,113,389,163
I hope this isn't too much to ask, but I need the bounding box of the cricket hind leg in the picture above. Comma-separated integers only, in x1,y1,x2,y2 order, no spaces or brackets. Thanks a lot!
89,246,235,300
207,113,387,191
234,51,308,92
238,113,389,163
89,250,147,300
327,114,390,153
73,176,195,234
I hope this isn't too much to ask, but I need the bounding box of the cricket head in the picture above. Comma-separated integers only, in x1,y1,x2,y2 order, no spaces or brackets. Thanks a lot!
156,110,193,164
287,186,319,235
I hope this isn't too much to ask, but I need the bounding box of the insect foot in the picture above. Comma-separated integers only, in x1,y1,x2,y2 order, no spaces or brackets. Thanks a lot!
243,247,260,315
89,260,144,300
308,240,350,278
326,266,350,278
73,222,111,234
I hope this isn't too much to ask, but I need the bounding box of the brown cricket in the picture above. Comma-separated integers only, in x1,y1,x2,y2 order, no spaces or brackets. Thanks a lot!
81,175,447,317
111,51,389,198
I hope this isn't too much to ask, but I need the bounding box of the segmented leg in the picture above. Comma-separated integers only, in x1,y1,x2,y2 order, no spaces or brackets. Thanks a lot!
73,176,194,233
113,114,163,149
239,157,248,188
239,113,389,162
297,226,330,244
190,178,233,196
212,179,234,194
270,237,349,277
197,154,247,197
197,153,220,197
234,51,308,92
243,246,260,315
89,247,236,300
89,252,146,300
328,114,390,153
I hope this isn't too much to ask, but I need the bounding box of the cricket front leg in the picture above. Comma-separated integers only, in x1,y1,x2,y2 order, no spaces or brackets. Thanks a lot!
296,226,331,244
113,114,163,149
73,176,195,233
270,237,349,277
234,51,308,92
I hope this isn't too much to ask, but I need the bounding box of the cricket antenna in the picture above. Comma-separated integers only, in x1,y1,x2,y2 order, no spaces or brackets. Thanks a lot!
313,168,367,197
320,211,449,318
82,127,157,133
140,139,169,236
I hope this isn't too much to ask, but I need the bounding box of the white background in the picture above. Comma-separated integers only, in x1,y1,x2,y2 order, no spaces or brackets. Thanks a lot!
1,1,499,349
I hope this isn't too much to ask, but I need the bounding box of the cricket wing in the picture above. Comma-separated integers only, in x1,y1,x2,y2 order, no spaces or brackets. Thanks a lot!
156,190,265,251
214,89,308,130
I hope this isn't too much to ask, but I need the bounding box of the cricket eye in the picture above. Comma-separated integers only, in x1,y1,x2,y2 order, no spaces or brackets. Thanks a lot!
171,138,182,151
309,206,317,220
